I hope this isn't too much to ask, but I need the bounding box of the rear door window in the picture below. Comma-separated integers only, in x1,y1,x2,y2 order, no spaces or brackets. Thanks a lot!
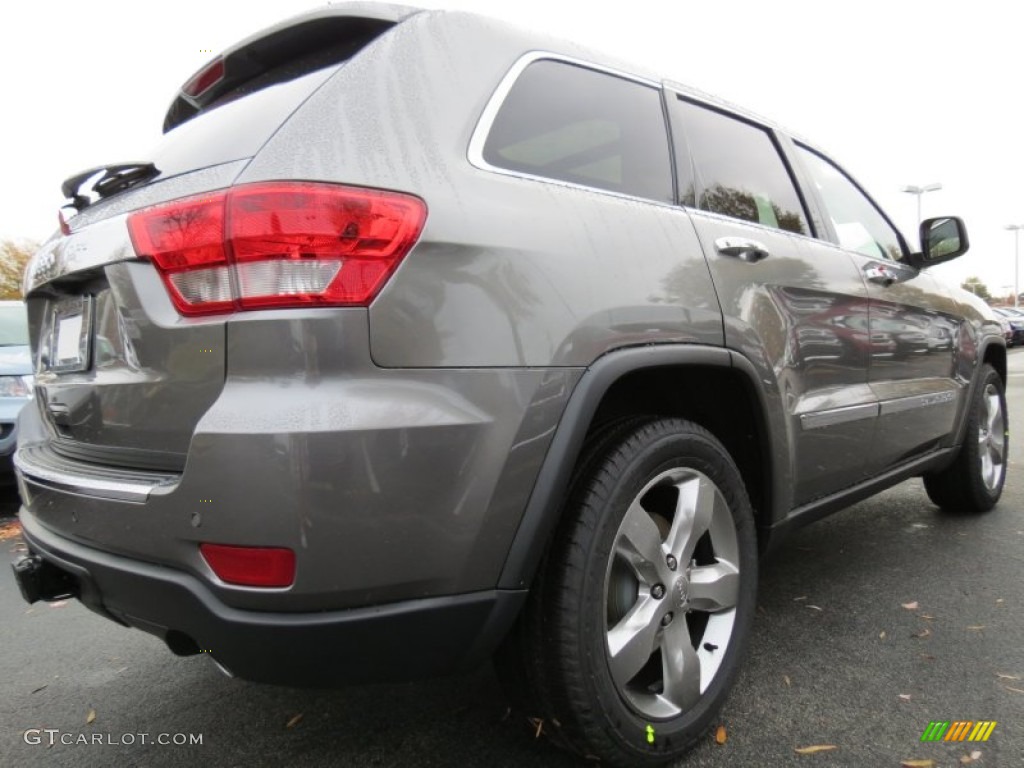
671,98,810,236
794,145,907,261
481,60,673,203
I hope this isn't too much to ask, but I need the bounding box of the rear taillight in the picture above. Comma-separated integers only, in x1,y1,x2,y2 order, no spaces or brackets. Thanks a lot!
127,183,426,316
200,543,295,588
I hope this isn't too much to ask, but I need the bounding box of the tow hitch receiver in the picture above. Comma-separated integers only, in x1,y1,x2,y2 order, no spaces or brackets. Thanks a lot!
11,555,77,604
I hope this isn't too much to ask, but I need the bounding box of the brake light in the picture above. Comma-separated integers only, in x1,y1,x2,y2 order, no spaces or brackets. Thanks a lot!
200,543,295,588
127,183,427,315
182,56,225,99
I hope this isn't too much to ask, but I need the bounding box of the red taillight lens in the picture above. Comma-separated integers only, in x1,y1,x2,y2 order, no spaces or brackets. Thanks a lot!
127,183,427,315
200,543,295,588
182,57,225,99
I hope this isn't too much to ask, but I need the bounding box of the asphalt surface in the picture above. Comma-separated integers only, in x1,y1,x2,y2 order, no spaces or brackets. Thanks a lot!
2,353,1023,768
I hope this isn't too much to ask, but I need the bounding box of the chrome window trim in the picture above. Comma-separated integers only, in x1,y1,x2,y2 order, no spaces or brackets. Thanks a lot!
467,51,675,208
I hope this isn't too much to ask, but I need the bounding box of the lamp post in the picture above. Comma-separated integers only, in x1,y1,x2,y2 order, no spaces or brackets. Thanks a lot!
1007,224,1024,308
901,183,942,226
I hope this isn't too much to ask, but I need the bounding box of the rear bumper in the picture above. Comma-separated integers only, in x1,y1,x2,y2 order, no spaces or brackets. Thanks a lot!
16,510,526,686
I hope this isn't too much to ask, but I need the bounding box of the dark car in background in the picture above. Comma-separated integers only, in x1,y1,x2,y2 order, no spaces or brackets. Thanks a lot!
0,301,32,478
9,5,1008,766
994,307,1024,346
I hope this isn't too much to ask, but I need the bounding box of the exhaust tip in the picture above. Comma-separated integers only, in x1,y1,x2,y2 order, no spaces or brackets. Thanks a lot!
165,630,200,657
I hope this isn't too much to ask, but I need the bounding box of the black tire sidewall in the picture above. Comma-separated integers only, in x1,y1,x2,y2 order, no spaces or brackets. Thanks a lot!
570,421,757,760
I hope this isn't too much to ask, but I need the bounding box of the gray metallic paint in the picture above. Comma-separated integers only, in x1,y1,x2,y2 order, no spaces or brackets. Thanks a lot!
16,5,1006,633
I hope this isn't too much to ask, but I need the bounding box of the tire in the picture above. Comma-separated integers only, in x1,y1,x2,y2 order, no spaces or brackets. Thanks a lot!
923,363,1007,513
500,418,758,766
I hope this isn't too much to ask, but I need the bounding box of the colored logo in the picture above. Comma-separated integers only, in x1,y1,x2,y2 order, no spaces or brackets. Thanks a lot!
920,721,997,742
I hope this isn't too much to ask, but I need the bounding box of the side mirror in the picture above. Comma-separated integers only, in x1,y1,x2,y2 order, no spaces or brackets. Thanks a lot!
909,216,969,268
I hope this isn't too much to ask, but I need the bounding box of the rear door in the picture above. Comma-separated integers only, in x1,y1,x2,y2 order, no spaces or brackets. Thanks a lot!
789,144,964,474
666,94,875,506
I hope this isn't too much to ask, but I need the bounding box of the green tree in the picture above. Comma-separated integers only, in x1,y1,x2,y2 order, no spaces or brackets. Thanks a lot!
0,239,37,299
960,276,992,303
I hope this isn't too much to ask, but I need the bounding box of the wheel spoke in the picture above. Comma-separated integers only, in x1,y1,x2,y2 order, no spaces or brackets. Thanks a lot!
978,386,1006,492
615,501,665,584
607,596,662,687
987,393,1003,442
665,475,715,564
688,560,740,612
660,616,701,711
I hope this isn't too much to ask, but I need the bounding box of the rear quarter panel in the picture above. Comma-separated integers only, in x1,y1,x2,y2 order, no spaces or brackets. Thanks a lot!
236,11,724,367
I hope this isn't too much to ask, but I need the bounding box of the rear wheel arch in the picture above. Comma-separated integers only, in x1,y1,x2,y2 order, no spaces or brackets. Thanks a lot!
497,345,779,591
983,340,1006,385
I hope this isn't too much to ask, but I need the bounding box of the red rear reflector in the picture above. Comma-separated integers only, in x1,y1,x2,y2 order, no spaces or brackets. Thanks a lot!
127,182,426,315
200,543,295,588
182,57,225,99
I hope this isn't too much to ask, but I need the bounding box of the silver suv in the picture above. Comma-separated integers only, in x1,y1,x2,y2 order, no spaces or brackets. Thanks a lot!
10,5,1007,766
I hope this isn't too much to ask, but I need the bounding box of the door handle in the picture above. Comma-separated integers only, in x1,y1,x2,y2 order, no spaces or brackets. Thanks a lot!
864,265,895,287
714,237,770,262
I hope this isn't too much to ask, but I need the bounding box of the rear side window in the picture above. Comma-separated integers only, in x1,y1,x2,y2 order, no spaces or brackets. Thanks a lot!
794,145,906,261
671,98,810,236
482,60,673,203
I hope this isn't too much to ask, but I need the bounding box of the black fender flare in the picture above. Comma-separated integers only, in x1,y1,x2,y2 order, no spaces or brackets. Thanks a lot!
496,343,784,589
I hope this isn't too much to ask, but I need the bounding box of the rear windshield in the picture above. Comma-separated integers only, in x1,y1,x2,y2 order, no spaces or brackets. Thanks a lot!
149,64,338,178
0,305,28,346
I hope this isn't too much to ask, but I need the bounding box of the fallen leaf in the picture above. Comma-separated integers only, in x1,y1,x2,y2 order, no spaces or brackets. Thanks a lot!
879,631,887,640
715,725,727,745
960,751,982,765
966,625,985,631
86,709,96,725
285,713,303,729
1003,685,1024,694
783,675,791,687
794,745,838,755
920,653,936,661
902,601,919,611
900,760,935,768
806,605,823,611
913,628,931,638
898,694,912,702
996,673,1020,680
996,599,1004,604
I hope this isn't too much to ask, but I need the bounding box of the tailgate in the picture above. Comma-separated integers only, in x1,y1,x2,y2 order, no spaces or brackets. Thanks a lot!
27,215,224,470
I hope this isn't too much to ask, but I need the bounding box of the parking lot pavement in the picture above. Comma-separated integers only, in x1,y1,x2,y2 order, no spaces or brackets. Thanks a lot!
2,351,1022,767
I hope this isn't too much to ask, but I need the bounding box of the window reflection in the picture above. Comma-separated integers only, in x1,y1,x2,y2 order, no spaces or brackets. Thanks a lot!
672,99,809,235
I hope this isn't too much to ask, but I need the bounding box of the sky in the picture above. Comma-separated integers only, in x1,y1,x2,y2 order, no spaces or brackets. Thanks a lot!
1,0,1023,296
